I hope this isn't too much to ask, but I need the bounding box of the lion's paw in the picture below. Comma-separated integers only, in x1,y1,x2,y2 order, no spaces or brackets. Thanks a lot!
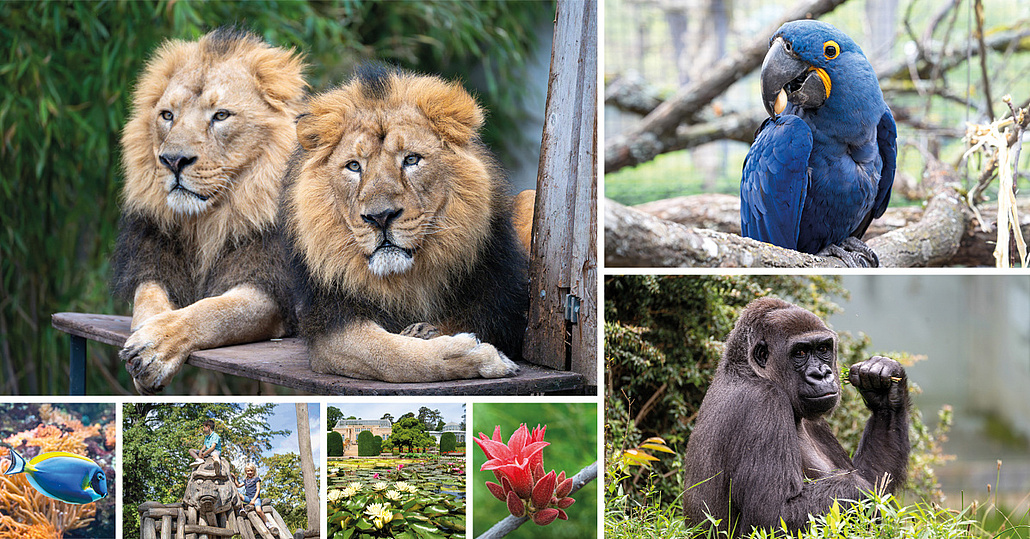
442,333,519,379
119,313,191,394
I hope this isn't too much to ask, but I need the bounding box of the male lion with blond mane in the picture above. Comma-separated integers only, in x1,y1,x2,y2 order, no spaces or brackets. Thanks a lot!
112,28,305,394
280,65,528,383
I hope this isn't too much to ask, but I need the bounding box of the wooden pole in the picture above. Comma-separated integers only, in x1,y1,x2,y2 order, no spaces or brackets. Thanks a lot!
176,507,186,539
524,0,598,387
295,403,318,534
142,517,157,539
161,514,172,539
270,506,290,536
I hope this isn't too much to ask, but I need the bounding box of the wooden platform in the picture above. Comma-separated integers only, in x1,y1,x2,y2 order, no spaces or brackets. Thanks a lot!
52,312,585,396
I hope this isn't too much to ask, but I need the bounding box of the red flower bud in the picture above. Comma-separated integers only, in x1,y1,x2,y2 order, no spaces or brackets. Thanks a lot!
531,470,557,510
485,481,506,502
555,476,574,498
556,509,568,521
532,508,560,526
506,491,526,518
556,496,576,509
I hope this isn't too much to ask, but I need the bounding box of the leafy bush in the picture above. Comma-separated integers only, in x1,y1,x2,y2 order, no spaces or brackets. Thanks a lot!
439,432,456,453
373,436,383,456
328,431,344,457
357,430,376,457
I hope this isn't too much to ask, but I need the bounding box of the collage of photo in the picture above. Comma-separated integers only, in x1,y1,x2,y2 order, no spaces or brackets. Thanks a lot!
1,0,1028,538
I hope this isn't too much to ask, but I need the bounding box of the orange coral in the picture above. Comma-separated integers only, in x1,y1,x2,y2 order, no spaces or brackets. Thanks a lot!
3,422,101,456
104,423,116,449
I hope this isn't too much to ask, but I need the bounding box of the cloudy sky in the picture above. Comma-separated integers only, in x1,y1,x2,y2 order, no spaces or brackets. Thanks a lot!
329,403,466,426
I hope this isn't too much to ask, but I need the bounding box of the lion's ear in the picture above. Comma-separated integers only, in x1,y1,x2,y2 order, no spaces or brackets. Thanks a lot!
296,113,323,151
251,47,307,112
413,78,485,145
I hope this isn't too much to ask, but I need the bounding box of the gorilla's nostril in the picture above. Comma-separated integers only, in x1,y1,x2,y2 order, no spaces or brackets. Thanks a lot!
159,153,198,175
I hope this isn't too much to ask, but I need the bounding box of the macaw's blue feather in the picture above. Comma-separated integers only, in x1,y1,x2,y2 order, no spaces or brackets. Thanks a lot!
2,448,108,504
741,115,812,250
740,20,896,255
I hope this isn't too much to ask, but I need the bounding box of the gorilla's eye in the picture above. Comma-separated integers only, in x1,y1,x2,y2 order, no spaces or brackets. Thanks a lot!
345,161,362,173
211,109,233,122
816,343,830,354
823,40,840,60
160,110,174,121
403,154,422,167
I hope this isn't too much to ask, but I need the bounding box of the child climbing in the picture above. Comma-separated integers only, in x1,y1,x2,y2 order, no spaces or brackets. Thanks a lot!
231,464,277,534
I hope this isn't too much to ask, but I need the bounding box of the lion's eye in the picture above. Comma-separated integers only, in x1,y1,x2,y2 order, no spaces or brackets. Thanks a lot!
403,154,422,167
160,110,174,121
212,110,232,122
345,161,362,173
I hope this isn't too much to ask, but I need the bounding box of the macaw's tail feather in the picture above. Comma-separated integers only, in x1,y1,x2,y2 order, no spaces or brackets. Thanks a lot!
0,442,28,475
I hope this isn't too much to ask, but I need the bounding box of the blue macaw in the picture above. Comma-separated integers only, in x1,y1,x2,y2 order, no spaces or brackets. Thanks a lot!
740,20,896,267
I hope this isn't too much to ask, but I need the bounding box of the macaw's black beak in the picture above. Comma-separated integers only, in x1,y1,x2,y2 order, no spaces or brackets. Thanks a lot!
761,37,829,117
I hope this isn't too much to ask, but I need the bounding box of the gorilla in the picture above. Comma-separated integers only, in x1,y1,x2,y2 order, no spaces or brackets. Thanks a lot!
682,297,909,536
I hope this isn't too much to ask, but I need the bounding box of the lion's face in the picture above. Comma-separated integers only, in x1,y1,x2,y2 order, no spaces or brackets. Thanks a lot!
147,64,275,215
122,29,305,232
290,68,500,307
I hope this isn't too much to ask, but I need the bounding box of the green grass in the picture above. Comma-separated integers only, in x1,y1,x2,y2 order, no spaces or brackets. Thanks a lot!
606,462,1030,539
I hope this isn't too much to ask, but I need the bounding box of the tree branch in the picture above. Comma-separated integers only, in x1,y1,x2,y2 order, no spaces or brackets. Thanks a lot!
604,0,847,173
477,461,599,539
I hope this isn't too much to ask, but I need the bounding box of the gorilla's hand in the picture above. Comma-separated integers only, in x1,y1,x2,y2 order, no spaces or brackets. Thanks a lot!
849,356,907,412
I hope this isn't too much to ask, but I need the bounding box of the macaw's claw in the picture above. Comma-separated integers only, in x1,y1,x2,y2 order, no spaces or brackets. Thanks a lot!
818,236,879,268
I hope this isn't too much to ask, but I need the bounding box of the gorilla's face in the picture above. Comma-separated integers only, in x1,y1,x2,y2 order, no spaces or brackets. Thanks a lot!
749,305,840,420
788,331,840,417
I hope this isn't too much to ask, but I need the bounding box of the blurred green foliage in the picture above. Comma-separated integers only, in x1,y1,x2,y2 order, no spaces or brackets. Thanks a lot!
604,275,951,512
473,402,599,538
0,0,552,395
261,451,317,533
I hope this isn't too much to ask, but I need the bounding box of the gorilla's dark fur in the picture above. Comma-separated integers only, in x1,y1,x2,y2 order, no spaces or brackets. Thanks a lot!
683,297,909,536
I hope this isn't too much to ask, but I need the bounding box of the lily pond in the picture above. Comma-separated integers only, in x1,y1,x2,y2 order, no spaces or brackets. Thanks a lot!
328,457,466,539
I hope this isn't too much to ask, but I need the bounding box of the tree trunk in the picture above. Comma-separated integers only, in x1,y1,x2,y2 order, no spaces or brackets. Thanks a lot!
295,404,319,534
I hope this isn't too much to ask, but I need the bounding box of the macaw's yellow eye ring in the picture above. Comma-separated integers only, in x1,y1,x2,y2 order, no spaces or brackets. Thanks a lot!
823,40,840,60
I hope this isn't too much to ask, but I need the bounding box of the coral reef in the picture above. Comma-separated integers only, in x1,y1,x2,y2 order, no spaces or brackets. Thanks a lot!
0,404,114,539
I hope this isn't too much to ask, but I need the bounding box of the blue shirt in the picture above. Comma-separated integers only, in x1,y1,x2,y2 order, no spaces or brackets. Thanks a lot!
243,476,260,498
204,431,221,452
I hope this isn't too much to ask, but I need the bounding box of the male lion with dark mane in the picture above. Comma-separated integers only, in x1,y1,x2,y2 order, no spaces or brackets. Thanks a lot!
112,28,305,394
280,65,528,383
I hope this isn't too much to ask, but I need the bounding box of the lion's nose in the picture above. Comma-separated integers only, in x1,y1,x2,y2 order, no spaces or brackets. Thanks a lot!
159,153,198,175
361,208,403,230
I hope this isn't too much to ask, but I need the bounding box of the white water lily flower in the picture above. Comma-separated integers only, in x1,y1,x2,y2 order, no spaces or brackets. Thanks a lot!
327,489,343,502
393,481,410,491
385,490,402,501
364,503,394,529
341,487,357,498
373,481,389,491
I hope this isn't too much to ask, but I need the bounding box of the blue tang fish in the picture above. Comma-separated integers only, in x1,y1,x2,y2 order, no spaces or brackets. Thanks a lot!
2,447,107,504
